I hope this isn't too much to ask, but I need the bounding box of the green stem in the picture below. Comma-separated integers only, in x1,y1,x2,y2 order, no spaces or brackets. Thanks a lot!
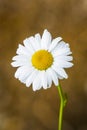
57,84,67,130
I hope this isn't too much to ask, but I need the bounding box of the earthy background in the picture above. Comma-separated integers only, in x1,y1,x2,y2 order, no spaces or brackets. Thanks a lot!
0,0,87,130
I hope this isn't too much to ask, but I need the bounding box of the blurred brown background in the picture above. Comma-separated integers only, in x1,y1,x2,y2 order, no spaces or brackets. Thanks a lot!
0,0,87,130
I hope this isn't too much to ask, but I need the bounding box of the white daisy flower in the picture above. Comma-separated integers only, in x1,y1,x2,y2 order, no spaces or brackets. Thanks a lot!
11,29,73,91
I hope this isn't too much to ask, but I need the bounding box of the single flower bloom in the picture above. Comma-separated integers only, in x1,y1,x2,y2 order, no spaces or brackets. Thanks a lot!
11,29,73,91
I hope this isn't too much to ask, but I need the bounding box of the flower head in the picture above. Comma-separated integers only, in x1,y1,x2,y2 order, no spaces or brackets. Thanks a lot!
11,29,73,91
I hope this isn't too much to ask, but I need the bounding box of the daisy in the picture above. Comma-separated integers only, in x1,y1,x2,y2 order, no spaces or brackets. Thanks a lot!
11,29,73,91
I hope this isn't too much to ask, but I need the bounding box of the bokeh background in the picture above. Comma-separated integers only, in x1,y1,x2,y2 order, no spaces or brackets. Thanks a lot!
0,0,87,130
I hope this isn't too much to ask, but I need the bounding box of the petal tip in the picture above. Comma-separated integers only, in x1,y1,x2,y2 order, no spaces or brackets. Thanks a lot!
11,62,14,67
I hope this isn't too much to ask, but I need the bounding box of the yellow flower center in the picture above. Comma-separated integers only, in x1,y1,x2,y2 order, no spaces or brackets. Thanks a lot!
31,50,53,70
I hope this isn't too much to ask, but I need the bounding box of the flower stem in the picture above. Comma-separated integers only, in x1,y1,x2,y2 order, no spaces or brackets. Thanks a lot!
57,84,67,130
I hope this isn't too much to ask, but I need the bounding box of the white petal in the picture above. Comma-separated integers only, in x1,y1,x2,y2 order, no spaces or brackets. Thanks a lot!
57,74,64,79
49,37,62,52
14,67,22,78
27,36,40,51
14,65,33,79
46,69,52,88
51,41,67,52
11,59,30,67
52,65,68,79
35,33,41,42
16,44,29,56
54,59,73,68
54,55,73,61
32,71,42,91
11,61,24,67
41,29,52,50
19,67,34,82
51,42,72,56
23,38,35,54
41,70,48,89
34,33,41,50
61,61,73,68
57,42,69,52
26,69,38,87
12,55,29,61
47,68,58,86
52,47,71,57
56,41,68,49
